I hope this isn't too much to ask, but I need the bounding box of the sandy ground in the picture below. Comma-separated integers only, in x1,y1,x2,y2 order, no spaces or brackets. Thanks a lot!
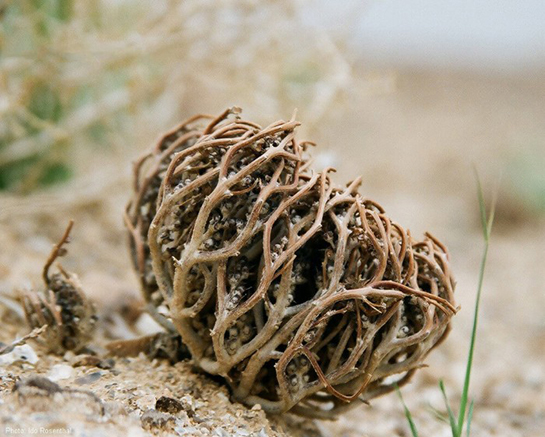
1,69,544,436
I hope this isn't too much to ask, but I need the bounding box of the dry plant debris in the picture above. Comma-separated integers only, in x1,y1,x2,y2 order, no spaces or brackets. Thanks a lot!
21,221,97,355
126,108,457,418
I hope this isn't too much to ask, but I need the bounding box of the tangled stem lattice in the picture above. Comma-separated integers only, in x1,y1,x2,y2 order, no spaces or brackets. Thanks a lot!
126,108,457,418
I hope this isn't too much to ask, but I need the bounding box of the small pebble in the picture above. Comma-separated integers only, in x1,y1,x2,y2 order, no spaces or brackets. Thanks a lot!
156,396,183,414
136,394,157,411
135,313,165,335
0,345,38,366
75,371,102,385
213,428,230,437
180,395,195,411
48,364,74,381
175,425,199,436
71,354,102,367
14,376,62,395
141,410,175,430
104,401,127,416
97,358,115,369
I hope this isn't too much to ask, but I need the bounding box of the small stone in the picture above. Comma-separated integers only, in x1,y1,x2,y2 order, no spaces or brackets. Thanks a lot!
97,358,115,369
180,395,195,411
213,428,230,437
0,345,38,366
221,413,235,424
104,401,127,416
136,394,157,411
141,410,175,431
14,376,62,395
216,392,229,402
175,425,202,436
156,396,183,414
71,354,102,367
63,350,76,361
47,364,74,381
135,312,165,335
75,371,102,385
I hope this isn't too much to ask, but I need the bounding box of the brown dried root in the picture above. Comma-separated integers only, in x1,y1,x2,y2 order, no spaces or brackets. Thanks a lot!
127,108,457,418
22,221,97,354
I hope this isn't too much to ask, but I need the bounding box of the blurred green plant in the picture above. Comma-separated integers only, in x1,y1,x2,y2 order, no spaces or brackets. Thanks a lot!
1,1,73,191
509,148,545,214
396,173,496,437
0,0,354,193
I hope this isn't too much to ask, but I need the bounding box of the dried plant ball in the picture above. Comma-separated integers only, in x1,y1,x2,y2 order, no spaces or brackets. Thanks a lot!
126,108,457,418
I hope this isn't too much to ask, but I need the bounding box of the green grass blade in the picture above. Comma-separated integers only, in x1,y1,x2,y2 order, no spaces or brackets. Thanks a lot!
474,169,489,241
426,403,449,424
486,190,497,238
395,384,420,437
439,380,459,436
466,399,475,436
457,173,495,434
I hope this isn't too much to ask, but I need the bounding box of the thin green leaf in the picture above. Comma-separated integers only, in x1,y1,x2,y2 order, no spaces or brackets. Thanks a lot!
466,400,475,437
474,169,488,241
395,384,419,437
439,380,459,436
487,189,498,238
426,403,449,424
457,173,495,434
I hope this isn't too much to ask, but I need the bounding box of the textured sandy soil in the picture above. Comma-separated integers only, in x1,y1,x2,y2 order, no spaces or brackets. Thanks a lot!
1,70,544,436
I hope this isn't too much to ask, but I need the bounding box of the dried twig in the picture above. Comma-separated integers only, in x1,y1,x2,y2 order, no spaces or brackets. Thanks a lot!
0,325,48,356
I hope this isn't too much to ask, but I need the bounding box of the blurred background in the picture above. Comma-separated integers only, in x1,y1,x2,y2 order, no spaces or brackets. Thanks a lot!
1,1,544,436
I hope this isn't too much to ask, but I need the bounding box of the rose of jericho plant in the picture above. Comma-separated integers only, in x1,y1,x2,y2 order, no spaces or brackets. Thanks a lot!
126,108,457,418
